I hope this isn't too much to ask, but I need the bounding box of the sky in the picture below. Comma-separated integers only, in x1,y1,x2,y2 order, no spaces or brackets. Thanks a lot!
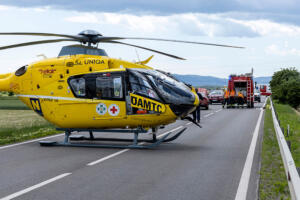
0,0,300,78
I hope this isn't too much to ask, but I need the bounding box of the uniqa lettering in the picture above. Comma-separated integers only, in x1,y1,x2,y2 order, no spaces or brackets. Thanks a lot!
84,59,105,65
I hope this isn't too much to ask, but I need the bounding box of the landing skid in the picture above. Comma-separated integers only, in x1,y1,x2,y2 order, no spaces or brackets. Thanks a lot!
40,127,187,149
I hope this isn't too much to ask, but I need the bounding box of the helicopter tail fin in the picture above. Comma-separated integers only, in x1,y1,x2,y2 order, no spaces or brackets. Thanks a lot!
136,55,154,65
0,73,12,92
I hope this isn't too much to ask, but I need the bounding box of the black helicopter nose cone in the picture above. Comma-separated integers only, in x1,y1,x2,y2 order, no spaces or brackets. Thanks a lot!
78,30,102,36
169,104,195,118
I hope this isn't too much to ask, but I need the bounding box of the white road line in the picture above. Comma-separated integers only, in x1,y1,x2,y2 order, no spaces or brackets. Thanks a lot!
157,126,183,139
0,134,64,150
0,173,71,200
87,149,130,166
87,126,184,166
203,113,214,118
186,122,193,125
234,106,265,200
215,109,222,113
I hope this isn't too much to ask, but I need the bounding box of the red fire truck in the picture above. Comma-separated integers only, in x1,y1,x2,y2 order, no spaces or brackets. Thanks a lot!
228,72,254,108
259,84,272,96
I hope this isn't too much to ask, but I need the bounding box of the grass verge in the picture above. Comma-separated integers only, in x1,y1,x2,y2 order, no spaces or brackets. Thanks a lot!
259,100,290,200
0,109,59,146
0,125,59,145
0,97,29,110
274,102,300,167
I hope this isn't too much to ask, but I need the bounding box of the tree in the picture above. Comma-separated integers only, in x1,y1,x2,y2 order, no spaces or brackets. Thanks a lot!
285,78,300,108
270,68,300,108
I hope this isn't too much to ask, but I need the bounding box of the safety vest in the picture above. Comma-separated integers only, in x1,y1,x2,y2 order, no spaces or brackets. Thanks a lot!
224,91,229,98
230,90,235,97
238,92,244,98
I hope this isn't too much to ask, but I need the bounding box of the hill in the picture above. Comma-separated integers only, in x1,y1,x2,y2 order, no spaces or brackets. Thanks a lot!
173,74,271,86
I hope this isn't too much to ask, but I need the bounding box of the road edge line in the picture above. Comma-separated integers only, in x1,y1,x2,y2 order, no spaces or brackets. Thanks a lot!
234,100,267,200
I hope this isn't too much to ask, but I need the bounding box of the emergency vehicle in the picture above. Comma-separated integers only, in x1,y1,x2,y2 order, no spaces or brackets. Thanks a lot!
259,84,272,96
228,72,254,108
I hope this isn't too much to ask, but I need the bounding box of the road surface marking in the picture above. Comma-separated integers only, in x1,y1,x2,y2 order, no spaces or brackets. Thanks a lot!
0,134,64,150
203,113,214,118
87,149,130,166
186,122,193,125
215,109,222,113
157,126,183,139
234,100,267,200
87,126,184,166
0,173,71,200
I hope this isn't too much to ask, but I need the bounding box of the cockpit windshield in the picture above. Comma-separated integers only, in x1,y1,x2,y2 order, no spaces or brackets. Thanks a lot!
129,68,195,105
58,45,108,57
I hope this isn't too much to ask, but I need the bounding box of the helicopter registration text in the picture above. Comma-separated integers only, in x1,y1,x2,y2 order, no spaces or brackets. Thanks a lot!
130,93,165,113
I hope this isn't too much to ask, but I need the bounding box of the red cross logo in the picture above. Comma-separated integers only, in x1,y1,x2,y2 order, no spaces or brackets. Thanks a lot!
110,106,118,114
108,104,120,116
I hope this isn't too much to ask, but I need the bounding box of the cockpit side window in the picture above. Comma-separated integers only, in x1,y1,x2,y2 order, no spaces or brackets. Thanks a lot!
68,72,124,100
69,78,86,97
96,75,123,100
129,71,159,100
128,68,195,105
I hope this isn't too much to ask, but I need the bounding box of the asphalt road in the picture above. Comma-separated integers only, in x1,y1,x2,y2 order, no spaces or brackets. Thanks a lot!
0,98,266,200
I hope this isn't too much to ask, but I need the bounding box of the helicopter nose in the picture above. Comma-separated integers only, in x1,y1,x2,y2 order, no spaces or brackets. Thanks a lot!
169,90,200,117
0,73,12,92
169,104,197,117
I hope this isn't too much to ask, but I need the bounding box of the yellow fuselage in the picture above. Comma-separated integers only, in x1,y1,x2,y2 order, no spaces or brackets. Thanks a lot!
0,54,199,129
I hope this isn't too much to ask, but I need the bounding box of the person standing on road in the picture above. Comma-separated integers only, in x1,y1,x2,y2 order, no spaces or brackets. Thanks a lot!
237,91,244,108
223,89,229,108
229,89,236,108
193,90,204,123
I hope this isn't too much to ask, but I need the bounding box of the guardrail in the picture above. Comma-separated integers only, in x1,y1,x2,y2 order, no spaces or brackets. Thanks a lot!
270,98,300,200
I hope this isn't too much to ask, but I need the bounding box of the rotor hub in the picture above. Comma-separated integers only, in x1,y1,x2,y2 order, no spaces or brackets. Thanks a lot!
78,30,102,45
78,30,102,37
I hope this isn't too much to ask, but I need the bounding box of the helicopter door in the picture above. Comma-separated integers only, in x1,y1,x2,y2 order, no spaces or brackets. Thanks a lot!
127,71,163,115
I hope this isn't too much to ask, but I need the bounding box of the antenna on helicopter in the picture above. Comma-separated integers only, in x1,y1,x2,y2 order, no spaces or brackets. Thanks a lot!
135,48,140,63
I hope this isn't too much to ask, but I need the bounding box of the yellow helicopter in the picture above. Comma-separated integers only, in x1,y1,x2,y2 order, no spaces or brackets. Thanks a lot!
0,30,243,148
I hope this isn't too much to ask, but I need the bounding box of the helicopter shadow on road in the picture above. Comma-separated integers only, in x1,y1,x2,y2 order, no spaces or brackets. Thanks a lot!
152,142,212,152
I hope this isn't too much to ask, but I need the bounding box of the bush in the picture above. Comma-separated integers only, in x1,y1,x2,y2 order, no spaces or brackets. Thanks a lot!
270,68,300,108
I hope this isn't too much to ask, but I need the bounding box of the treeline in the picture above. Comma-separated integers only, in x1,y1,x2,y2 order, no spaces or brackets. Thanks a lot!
270,68,300,108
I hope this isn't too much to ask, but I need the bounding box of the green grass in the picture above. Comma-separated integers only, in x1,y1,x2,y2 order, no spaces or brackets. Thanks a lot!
274,102,300,167
259,100,290,200
0,97,59,145
0,97,29,110
0,110,59,145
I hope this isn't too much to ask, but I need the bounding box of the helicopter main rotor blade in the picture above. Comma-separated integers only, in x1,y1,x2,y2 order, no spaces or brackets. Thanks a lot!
114,37,245,49
0,32,80,40
104,41,186,60
0,39,76,50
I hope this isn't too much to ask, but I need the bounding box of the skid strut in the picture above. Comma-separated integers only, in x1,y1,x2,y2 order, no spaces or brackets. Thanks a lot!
40,127,187,149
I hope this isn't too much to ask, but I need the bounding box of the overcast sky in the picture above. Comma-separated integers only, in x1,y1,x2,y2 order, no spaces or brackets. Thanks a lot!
0,0,300,78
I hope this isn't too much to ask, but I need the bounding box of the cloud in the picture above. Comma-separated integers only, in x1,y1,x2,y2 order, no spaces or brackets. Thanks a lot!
65,12,300,38
0,0,300,15
66,13,99,23
265,44,300,56
229,19,300,37
0,5,11,10
2,0,300,28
